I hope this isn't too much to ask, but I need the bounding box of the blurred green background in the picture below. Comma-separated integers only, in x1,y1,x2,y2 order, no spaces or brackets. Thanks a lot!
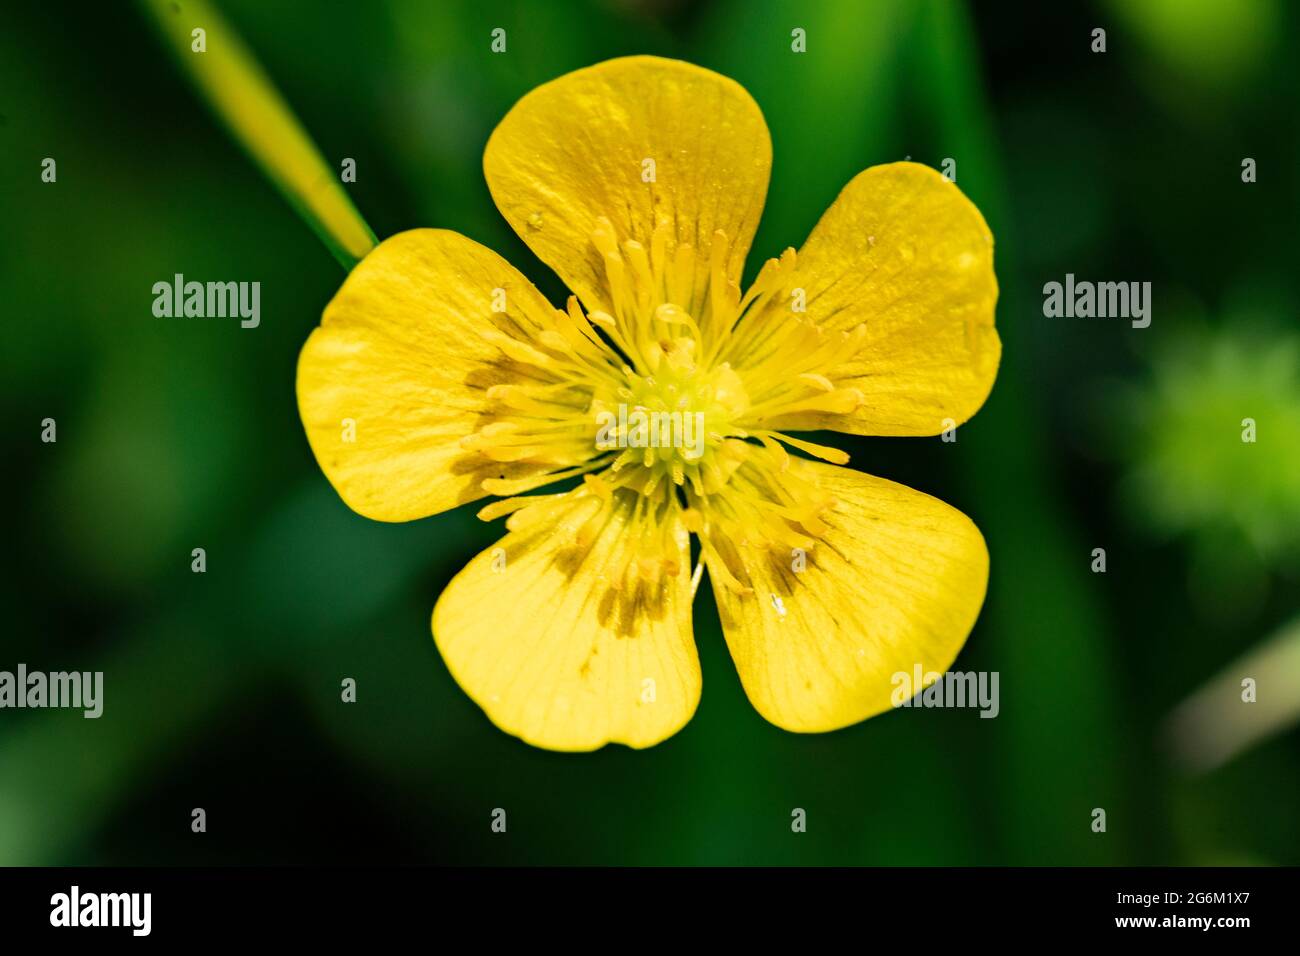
2,0,1298,865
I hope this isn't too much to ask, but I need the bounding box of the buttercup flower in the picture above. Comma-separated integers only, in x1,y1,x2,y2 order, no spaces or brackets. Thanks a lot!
297,56,999,751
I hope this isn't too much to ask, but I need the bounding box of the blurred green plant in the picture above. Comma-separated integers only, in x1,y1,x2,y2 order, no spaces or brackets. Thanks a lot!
1109,0,1280,88
1123,325,1300,563
1166,614,1300,773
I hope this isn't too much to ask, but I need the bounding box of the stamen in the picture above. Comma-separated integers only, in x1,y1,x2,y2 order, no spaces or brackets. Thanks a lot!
456,214,870,608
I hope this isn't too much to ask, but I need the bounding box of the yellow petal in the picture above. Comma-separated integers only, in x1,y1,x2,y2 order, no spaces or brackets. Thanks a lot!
483,55,771,320
297,229,570,522
432,489,700,750
736,162,1000,436
706,460,988,733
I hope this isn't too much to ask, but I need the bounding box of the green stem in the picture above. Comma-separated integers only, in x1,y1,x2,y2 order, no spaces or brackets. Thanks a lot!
139,0,377,269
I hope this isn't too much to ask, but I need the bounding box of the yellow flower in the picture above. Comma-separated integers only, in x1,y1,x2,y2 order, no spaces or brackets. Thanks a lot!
297,56,999,751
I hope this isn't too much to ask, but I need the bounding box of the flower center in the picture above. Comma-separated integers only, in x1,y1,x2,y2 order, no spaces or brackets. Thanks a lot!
590,332,750,495
466,214,871,595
